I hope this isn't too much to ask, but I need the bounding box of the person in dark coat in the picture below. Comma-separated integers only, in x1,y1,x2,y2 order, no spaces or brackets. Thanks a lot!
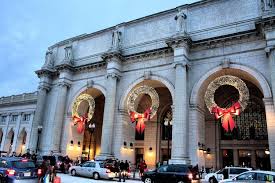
118,160,126,182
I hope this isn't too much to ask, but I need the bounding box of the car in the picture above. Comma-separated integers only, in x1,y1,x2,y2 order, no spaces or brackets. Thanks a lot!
69,160,115,180
219,170,275,183
141,164,193,183
0,157,40,183
204,167,252,183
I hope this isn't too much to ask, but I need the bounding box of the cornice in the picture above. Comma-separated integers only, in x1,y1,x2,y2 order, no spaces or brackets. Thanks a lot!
55,63,75,72
256,16,275,31
166,34,192,49
35,68,56,78
192,30,260,49
124,47,173,63
101,50,124,62
74,61,107,73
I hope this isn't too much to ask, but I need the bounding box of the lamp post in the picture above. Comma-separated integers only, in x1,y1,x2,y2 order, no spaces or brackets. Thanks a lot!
87,122,95,160
36,125,43,153
164,119,172,159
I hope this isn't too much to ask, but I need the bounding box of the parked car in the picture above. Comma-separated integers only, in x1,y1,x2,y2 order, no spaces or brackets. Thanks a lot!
0,157,40,183
141,164,193,183
204,167,252,183
69,160,115,180
219,170,275,183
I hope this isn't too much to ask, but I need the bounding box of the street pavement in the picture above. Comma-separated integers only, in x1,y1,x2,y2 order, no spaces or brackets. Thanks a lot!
57,173,207,183
57,173,142,183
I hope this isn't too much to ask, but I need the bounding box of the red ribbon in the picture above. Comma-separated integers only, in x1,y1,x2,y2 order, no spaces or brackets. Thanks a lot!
130,108,152,134
211,102,241,132
72,114,88,134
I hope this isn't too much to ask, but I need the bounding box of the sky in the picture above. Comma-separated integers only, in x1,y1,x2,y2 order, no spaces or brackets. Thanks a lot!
0,0,199,97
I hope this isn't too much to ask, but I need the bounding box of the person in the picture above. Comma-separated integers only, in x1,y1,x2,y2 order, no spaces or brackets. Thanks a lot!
31,151,37,164
22,149,31,159
139,160,147,177
118,160,126,182
124,160,130,179
10,151,16,157
48,151,56,182
64,155,71,173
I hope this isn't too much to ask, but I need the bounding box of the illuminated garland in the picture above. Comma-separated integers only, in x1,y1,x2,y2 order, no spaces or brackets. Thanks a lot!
127,85,159,133
72,93,95,133
204,75,249,132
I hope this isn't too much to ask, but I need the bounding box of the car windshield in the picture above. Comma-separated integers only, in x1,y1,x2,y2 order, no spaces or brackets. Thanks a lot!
12,161,35,168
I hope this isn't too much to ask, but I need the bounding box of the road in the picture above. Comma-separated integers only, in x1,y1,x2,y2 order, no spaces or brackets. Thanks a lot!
57,173,142,183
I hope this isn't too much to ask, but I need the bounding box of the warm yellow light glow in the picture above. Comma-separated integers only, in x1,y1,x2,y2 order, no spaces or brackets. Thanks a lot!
77,146,81,151
22,145,26,149
68,145,74,150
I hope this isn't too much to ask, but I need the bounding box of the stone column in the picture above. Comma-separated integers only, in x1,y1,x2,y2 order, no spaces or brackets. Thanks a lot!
29,83,50,152
266,48,275,107
251,150,256,169
98,51,122,160
12,114,22,152
0,114,10,151
51,81,70,152
263,98,275,170
168,36,191,164
98,73,119,159
233,149,239,166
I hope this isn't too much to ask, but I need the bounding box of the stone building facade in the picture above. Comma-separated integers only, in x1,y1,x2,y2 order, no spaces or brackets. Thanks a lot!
1,0,275,170
0,93,37,155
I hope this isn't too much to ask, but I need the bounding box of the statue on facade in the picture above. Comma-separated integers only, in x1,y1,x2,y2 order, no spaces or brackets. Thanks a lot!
175,8,187,34
63,43,73,65
111,26,122,50
262,0,275,11
42,50,54,69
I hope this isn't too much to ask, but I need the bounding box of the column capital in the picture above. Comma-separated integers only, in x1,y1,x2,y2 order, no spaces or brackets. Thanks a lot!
38,82,51,92
172,59,190,69
107,72,121,79
58,80,71,88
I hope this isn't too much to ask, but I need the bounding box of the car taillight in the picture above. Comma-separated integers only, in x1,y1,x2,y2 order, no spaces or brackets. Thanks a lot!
6,169,15,176
22,159,28,162
38,169,42,175
188,173,193,180
106,169,111,173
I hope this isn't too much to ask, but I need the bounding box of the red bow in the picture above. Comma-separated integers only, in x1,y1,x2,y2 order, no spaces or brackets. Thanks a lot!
130,108,152,134
72,114,88,134
211,102,241,132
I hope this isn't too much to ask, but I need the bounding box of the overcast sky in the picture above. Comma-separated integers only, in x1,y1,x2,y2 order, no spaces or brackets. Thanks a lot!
0,0,199,97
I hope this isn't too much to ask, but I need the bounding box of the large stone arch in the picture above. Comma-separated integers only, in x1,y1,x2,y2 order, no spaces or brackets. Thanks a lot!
119,74,175,111
190,64,272,106
188,63,273,168
67,82,107,114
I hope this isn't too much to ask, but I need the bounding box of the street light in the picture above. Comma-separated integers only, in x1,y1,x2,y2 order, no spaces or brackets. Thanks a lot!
87,122,96,160
164,118,172,159
36,125,43,153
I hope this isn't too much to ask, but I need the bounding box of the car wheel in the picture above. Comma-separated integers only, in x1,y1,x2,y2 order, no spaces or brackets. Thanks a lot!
144,177,152,183
209,177,217,183
93,172,100,180
71,169,76,176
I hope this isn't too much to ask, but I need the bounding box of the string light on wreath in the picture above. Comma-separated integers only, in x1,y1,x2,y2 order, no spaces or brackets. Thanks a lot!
72,93,95,134
204,75,249,132
127,85,159,134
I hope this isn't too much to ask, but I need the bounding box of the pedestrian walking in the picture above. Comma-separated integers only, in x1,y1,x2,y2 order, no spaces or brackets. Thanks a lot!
139,160,147,177
118,160,126,182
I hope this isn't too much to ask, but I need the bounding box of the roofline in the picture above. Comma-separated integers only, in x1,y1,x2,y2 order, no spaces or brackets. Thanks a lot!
48,0,218,49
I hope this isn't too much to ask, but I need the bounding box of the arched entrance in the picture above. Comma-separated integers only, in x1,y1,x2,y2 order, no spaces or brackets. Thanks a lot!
121,79,173,168
190,66,272,171
16,128,27,154
4,129,14,154
68,87,105,161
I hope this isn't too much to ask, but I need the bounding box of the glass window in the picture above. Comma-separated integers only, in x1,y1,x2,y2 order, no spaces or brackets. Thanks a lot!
236,172,256,180
256,173,275,182
230,168,248,174
12,161,35,168
158,165,168,172
11,115,18,122
0,160,8,168
82,162,90,167
1,116,7,123
89,162,96,168
23,114,31,121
